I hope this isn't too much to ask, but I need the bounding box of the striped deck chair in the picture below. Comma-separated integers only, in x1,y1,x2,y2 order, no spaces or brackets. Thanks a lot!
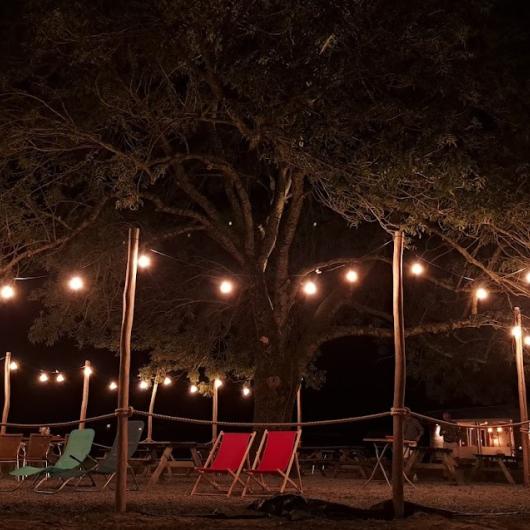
242,430,302,496
190,431,256,496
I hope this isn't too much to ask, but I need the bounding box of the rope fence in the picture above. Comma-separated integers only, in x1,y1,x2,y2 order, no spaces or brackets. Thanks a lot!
1,407,530,431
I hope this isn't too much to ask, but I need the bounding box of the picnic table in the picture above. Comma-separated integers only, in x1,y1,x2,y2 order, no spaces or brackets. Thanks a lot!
470,454,518,485
363,437,416,487
139,441,209,485
404,446,461,484
298,445,367,477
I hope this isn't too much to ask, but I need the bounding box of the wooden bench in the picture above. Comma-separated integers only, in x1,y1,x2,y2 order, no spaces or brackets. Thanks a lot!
470,454,518,485
405,447,461,484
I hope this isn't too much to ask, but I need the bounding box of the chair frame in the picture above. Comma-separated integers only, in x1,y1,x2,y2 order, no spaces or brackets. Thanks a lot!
242,429,303,497
23,434,52,469
190,431,256,497
0,434,23,480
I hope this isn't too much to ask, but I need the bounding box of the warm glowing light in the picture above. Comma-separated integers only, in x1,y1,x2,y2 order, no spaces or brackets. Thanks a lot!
39,372,49,383
524,336,530,347
525,271,530,284
83,365,93,377
139,380,149,390
9,361,18,371
68,275,85,291
303,280,317,296
163,376,172,386
138,254,151,269
487,427,493,433
0,285,15,300
345,269,359,283
410,262,424,276
56,373,65,383
214,378,223,389
109,381,118,391
219,280,234,295
512,326,522,338
497,427,503,433
475,287,488,301
189,384,198,394
242,386,251,397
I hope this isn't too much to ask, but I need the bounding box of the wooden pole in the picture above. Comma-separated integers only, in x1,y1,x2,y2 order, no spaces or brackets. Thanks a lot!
514,307,530,487
1,352,12,435
115,227,139,513
391,231,406,518
296,383,302,435
212,382,219,442
146,380,158,442
79,360,91,430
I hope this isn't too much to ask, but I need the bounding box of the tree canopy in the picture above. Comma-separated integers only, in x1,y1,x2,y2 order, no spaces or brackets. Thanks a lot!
1,0,530,417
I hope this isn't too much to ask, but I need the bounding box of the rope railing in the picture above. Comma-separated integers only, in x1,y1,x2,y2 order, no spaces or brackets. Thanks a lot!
1,407,529,431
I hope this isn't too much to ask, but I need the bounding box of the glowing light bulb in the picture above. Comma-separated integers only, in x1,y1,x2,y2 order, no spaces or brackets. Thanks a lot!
497,427,503,433
163,376,172,386
109,381,118,391
524,336,530,347
83,365,93,377
214,378,223,389
525,271,530,284
475,287,488,301
139,380,149,390
512,326,522,338
410,262,424,276
68,275,84,291
242,386,251,397
56,373,65,383
345,269,359,283
9,361,18,371
487,427,493,433
39,372,49,383
219,280,234,295
0,285,15,300
189,384,198,394
138,254,151,269
303,280,317,296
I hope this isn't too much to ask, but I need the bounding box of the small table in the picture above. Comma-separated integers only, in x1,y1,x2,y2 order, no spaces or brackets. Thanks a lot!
405,447,461,484
299,446,367,477
142,441,208,485
471,454,518,485
363,437,416,487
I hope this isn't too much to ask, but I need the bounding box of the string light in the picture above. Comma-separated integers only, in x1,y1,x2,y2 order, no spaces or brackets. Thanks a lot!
9,361,18,371
139,380,149,390
219,280,234,295
39,372,49,383
344,269,359,283
525,336,530,347
302,280,317,296
109,381,118,391
410,262,425,276
189,384,198,394
163,376,172,386
83,365,93,377
475,287,488,301
0,285,15,300
242,386,251,397
512,326,522,338
68,275,85,291
214,378,223,389
56,373,65,383
138,254,151,269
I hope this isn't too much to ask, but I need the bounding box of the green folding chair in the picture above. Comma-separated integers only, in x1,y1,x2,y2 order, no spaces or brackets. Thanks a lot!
76,420,144,490
10,428,95,493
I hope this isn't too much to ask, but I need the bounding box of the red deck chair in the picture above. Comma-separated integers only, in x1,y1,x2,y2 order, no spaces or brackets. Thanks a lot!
190,431,256,496
242,430,302,496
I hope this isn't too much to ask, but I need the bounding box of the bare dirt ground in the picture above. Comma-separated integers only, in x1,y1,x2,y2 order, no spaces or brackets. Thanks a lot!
1,475,530,529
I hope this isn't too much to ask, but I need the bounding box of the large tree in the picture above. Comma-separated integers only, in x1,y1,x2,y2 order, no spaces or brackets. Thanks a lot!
1,0,529,420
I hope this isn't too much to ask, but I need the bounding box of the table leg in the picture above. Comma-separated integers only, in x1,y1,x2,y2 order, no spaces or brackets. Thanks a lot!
148,447,173,485
497,460,516,485
364,443,391,487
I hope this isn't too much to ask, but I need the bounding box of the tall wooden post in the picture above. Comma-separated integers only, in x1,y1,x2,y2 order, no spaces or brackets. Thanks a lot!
116,227,139,513
296,383,302,435
79,360,91,429
514,307,530,487
1,352,12,435
391,231,406,518
212,382,219,442
146,380,159,442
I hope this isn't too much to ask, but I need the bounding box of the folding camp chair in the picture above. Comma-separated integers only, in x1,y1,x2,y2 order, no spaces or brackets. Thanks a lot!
242,430,302,496
10,428,95,493
190,431,256,496
24,434,52,468
0,434,23,475
75,420,144,490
